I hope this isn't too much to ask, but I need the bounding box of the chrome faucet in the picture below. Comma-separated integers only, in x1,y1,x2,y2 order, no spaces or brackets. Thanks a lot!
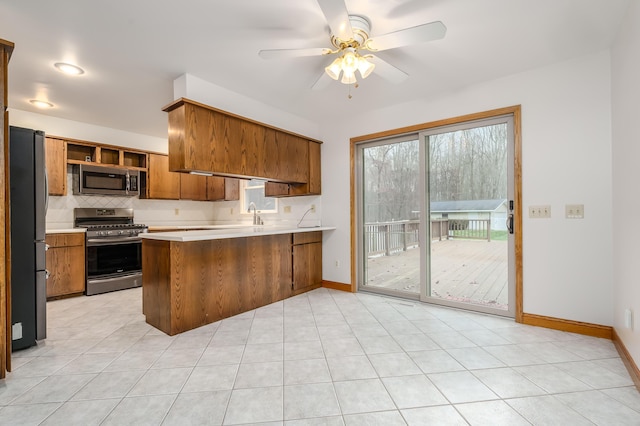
248,202,260,225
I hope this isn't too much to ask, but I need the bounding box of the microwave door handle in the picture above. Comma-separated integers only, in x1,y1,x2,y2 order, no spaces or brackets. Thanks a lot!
125,171,130,195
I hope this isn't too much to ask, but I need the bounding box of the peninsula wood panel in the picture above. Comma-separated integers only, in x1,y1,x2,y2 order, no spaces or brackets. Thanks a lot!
141,239,171,328
142,234,292,335
45,137,66,195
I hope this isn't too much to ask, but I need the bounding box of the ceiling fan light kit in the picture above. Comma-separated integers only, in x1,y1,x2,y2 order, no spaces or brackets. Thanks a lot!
258,0,446,93
324,47,375,84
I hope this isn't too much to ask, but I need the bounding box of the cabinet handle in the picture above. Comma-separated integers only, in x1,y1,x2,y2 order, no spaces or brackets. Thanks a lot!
45,269,50,280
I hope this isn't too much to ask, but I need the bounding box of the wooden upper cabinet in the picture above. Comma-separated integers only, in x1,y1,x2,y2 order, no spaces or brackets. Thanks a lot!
164,98,321,186
65,140,147,169
207,177,240,201
145,153,238,202
45,137,67,195
180,173,207,201
265,140,321,197
146,153,180,199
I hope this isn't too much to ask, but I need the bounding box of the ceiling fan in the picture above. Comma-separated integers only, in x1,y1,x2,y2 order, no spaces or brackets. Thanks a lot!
258,0,446,90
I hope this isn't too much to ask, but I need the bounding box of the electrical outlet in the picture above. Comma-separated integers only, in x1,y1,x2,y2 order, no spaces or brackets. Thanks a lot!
529,205,551,218
230,208,233,215
174,208,179,216
12,322,22,340
335,260,340,268
310,204,316,213
565,204,584,219
625,308,634,330
284,205,291,213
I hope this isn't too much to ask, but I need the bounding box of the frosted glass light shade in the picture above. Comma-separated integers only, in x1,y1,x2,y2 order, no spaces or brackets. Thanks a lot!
358,57,375,79
341,70,356,84
325,57,342,80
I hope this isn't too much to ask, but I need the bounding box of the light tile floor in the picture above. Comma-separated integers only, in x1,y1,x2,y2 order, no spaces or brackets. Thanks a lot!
1,287,639,425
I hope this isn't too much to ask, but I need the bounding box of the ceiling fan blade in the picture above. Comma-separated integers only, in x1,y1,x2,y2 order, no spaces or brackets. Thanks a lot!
259,47,331,59
367,21,446,51
311,71,333,91
369,54,409,84
316,0,353,41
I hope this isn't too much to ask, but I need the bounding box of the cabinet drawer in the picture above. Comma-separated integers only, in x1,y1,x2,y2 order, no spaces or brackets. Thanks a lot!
292,231,322,245
46,233,85,248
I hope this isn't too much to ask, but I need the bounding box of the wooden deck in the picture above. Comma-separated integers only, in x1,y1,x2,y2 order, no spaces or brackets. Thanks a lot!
364,239,508,310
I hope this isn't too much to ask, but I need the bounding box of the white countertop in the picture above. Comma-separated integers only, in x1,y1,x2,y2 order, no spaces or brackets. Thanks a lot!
141,225,335,242
46,228,86,234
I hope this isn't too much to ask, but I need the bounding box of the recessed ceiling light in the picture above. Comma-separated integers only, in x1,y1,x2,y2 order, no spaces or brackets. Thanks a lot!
54,62,84,75
29,99,54,109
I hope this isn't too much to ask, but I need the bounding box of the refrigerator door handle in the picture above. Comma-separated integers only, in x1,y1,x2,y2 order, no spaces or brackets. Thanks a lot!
44,171,49,214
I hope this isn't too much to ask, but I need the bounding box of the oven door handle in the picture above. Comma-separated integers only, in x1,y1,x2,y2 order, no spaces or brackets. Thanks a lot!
87,236,142,245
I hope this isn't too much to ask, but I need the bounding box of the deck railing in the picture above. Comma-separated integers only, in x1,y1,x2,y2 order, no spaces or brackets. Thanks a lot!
364,220,420,256
365,219,490,257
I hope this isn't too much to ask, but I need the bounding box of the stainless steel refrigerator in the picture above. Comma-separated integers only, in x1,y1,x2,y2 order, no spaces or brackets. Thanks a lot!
9,126,47,351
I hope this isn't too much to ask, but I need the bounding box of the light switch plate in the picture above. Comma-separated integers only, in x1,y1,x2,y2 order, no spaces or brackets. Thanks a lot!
565,204,584,219
529,205,551,218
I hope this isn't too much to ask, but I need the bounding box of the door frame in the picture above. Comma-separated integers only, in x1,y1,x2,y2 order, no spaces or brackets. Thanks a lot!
350,105,523,322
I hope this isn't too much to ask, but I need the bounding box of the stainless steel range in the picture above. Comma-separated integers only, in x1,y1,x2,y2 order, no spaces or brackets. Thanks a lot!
74,208,147,296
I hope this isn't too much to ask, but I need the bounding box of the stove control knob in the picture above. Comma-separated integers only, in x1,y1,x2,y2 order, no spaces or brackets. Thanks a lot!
118,230,125,235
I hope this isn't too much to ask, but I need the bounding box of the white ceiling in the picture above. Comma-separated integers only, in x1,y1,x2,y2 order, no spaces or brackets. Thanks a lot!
0,0,630,139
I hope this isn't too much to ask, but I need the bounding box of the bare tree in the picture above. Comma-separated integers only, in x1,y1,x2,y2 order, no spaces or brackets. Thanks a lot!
362,123,508,223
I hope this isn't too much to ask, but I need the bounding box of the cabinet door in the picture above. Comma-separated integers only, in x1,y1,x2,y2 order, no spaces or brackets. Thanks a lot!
224,178,240,201
46,245,85,298
207,177,240,201
307,141,321,195
180,173,208,201
147,154,180,199
292,241,322,294
206,176,225,201
45,137,67,195
264,182,290,197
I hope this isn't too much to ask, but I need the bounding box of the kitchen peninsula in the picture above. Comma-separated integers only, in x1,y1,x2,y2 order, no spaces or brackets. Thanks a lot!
140,225,334,335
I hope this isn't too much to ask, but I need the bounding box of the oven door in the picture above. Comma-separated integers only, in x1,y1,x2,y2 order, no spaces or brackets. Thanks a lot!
86,237,142,278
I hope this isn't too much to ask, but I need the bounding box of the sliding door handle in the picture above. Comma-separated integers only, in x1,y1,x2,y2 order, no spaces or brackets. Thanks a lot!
506,214,514,234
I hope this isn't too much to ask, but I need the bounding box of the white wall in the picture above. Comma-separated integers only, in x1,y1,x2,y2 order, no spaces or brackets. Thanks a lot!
320,50,614,326
10,109,168,153
175,73,321,140
612,1,640,366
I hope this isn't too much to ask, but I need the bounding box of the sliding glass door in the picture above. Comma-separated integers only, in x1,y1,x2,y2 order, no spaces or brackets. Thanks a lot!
360,136,422,297
356,114,516,317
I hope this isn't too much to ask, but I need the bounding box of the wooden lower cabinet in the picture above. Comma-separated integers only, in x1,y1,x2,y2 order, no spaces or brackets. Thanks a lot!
291,231,323,296
45,233,85,299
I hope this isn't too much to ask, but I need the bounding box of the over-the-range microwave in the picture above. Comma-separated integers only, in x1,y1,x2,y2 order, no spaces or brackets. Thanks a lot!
73,164,139,197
